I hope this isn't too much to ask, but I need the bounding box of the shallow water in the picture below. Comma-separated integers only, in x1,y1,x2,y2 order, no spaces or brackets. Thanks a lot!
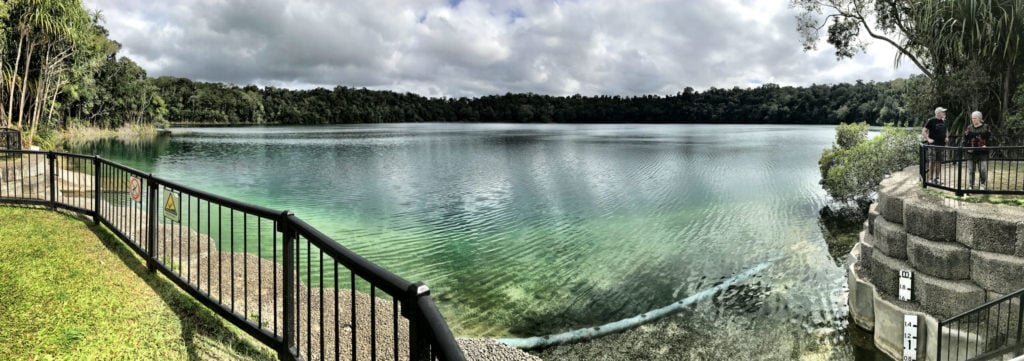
67,123,881,359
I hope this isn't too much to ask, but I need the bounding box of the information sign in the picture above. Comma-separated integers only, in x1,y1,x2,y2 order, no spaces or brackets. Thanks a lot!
163,190,180,223
128,177,142,202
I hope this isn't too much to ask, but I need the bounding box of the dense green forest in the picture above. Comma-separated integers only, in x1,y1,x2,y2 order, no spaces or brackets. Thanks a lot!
3,0,1024,148
150,76,925,126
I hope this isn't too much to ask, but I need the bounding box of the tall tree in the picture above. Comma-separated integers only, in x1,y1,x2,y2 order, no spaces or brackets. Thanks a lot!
2,0,93,145
792,0,1024,129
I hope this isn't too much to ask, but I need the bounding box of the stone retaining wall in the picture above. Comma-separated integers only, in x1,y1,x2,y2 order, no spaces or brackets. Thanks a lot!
848,166,1024,361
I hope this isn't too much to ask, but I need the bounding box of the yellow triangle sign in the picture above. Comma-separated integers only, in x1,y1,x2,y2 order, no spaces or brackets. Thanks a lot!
164,194,177,212
163,191,180,222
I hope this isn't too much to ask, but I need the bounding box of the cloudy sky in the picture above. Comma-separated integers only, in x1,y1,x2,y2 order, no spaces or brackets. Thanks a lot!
81,0,919,98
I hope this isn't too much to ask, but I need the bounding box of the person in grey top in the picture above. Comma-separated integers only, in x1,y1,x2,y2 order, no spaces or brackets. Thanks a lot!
963,110,992,191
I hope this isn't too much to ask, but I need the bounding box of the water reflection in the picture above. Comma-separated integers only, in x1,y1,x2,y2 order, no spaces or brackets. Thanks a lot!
64,123,884,359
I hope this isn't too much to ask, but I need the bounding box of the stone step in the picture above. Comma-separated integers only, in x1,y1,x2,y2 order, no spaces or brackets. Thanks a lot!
972,250,1024,294
904,194,957,243
874,216,908,260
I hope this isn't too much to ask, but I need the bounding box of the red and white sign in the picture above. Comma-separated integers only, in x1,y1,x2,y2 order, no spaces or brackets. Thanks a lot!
128,177,142,202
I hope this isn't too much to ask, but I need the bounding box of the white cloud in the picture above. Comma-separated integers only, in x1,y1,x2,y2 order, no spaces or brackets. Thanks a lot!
82,0,920,97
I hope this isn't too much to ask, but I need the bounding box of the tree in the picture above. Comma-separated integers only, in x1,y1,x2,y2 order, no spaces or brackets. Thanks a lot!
792,0,1024,129
2,0,94,146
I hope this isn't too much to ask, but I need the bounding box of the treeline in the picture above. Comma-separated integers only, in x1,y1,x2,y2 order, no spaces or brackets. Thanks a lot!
153,76,926,126
9,0,1023,150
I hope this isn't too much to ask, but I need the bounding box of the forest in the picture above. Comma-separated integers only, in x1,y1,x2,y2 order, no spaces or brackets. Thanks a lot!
3,0,1024,147
151,76,924,126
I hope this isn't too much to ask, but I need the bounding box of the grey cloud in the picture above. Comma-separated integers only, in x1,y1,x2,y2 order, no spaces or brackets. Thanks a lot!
84,0,919,96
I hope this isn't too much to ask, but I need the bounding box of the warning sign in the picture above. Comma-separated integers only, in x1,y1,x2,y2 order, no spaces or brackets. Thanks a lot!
128,177,142,202
163,190,180,223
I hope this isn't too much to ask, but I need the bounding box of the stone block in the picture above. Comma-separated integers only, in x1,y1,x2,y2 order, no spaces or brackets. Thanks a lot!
904,198,957,243
971,250,1024,294
907,235,971,280
868,203,880,235
870,250,912,297
873,217,908,260
876,191,904,224
956,210,1021,256
848,262,875,331
913,272,985,319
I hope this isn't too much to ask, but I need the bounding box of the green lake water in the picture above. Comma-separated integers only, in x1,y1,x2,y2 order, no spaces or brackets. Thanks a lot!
67,123,885,360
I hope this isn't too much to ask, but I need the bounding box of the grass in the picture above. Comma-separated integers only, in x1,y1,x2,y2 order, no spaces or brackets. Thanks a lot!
56,123,160,149
0,206,276,360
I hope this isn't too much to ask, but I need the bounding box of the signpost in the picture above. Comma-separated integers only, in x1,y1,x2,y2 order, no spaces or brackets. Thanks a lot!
128,177,142,203
163,190,180,223
899,269,913,301
903,314,918,361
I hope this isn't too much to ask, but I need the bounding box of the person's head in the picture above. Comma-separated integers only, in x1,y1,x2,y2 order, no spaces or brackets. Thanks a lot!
935,107,948,119
971,111,983,126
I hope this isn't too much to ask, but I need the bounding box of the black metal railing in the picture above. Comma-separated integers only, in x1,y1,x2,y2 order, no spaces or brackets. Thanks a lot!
919,143,1024,196
938,288,1024,361
0,128,20,152
0,148,465,361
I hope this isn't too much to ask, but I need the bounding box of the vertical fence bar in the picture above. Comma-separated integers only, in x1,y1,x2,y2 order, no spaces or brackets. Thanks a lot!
406,283,430,361
938,323,944,361
1017,295,1024,352
352,273,358,361
956,146,964,196
47,151,56,209
93,157,101,224
280,211,296,361
147,176,159,272
920,144,927,188
372,286,378,361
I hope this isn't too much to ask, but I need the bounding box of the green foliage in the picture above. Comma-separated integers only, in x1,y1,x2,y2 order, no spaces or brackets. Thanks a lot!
148,77,919,126
835,121,868,149
819,124,920,204
792,0,1024,128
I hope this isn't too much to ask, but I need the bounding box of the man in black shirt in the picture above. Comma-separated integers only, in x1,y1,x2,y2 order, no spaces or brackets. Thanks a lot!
922,107,949,184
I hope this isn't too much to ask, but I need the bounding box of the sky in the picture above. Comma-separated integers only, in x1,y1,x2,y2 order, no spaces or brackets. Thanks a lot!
81,0,920,98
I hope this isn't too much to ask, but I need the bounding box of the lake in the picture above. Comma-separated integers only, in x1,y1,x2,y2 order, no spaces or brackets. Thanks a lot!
67,123,883,360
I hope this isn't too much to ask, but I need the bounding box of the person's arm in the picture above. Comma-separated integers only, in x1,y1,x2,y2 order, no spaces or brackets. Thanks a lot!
922,125,932,143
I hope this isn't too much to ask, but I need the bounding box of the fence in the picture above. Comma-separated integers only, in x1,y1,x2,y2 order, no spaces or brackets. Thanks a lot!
938,288,1024,361
0,149,465,361
0,128,20,151
919,143,1024,196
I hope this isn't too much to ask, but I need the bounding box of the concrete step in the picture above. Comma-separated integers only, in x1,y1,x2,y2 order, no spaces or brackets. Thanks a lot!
908,234,971,280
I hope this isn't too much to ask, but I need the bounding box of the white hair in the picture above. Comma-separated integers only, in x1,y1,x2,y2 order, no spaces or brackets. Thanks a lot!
972,111,983,119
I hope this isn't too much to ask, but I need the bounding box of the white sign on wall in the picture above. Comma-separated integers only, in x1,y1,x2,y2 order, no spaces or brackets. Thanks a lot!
899,269,913,301
903,314,918,361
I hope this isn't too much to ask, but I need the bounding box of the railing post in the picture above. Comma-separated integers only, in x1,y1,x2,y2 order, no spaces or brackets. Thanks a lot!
1016,294,1024,354
937,321,944,361
93,156,101,224
404,282,432,361
47,151,56,209
147,175,159,272
956,146,964,196
279,211,297,361
920,144,927,188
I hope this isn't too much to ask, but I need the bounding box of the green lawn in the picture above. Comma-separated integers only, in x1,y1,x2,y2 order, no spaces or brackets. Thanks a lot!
0,206,276,360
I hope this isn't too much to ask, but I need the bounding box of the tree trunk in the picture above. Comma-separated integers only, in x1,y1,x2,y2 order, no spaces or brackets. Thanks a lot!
5,34,26,129
16,42,35,131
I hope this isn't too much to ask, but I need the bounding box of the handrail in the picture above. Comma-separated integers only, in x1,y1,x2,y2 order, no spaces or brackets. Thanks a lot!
938,287,1024,361
0,149,466,361
919,143,1024,196
284,213,411,297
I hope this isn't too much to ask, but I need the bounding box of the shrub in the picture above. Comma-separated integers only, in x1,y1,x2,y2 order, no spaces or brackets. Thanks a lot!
819,123,919,205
